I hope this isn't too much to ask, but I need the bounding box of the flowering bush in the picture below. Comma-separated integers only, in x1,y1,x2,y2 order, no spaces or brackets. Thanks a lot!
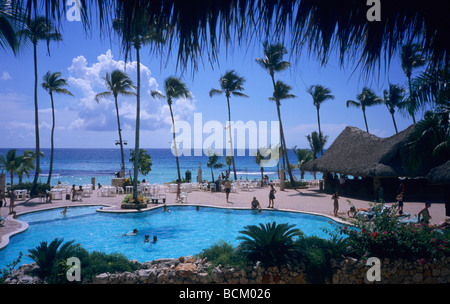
121,194,148,206
336,201,450,262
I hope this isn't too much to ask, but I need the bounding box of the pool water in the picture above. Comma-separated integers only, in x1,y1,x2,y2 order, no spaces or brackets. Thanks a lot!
0,206,344,269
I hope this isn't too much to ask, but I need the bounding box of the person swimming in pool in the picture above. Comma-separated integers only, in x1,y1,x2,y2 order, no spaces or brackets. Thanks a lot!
123,228,138,236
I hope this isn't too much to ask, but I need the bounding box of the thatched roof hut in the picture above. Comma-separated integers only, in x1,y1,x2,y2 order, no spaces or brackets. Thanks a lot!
427,160,450,184
302,125,416,178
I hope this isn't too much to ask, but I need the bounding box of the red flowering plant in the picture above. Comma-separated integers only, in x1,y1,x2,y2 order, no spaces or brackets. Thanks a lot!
330,200,450,262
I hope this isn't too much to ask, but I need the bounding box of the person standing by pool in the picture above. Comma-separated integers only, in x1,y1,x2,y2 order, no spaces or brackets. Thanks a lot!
268,184,276,208
71,184,77,201
9,190,15,214
332,191,339,217
225,179,231,203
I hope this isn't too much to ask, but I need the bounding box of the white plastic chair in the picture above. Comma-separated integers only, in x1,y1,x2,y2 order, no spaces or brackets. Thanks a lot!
209,183,216,192
179,192,188,203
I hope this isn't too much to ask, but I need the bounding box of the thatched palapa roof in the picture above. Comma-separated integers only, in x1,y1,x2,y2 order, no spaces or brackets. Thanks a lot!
302,125,416,178
426,160,450,184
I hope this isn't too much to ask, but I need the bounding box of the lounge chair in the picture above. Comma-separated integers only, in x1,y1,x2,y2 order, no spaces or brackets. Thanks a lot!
179,192,188,203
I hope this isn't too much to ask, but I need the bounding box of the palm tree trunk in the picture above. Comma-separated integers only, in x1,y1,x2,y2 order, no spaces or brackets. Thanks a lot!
270,73,294,185
47,91,55,185
408,77,416,124
391,112,398,134
276,103,295,185
31,41,40,195
133,46,141,200
362,108,369,133
316,106,323,155
114,95,125,174
169,103,181,181
226,96,237,181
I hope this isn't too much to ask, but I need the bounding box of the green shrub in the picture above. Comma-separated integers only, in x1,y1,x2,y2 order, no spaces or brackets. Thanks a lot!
196,240,246,270
26,238,139,283
237,222,302,267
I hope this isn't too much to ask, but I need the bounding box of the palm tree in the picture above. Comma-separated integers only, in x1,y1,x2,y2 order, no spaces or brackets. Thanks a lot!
151,77,191,182
42,71,73,185
306,131,328,179
410,67,449,108
0,149,21,186
401,109,449,176
255,41,295,185
383,84,405,134
206,152,225,183
292,146,313,180
95,69,136,176
346,87,382,133
113,14,165,200
306,84,335,154
400,43,427,123
209,70,249,181
17,16,62,194
254,147,271,179
16,150,43,184
0,1,20,54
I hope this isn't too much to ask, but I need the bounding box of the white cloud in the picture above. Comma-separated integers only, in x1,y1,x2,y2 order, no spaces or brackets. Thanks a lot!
0,71,11,80
66,50,197,132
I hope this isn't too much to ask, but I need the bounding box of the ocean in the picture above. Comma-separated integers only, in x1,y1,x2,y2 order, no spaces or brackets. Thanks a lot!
0,148,315,187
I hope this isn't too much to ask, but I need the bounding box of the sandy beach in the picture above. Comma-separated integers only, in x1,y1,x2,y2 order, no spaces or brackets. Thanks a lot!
1,183,446,250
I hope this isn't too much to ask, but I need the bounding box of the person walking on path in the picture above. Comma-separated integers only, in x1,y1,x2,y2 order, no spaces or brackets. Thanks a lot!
0,190,6,207
268,184,276,208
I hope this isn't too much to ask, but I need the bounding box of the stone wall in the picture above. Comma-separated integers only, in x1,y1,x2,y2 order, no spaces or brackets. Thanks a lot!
4,256,450,284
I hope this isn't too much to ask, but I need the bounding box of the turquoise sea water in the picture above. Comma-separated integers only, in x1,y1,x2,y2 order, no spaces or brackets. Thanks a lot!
0,206,343,269
0,148,317,186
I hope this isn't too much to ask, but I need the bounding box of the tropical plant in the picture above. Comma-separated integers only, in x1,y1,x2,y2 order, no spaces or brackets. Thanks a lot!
129,148,152,177
209,70,249,181
196,241,247,271
410,66,449,109
27,238,79,279
400,43,427,123
383,84,406,134
95,69,136,174
0,0,20,54
307,84,334,154
17,15,62,194
237,222,301,267
338,201,450,261
42,71,73,185
254,147,272,179
151,76,191,182
346,87,382,133
16,150,43,185
306,131,328,160
113,13,165,200
0,149,21,186
15,1,447,74
401,109,449,175
255,41,295,185
206,151,224,182
292,146,313,180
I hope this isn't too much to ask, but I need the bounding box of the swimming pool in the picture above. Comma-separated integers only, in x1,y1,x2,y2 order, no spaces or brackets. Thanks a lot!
0,206,344,269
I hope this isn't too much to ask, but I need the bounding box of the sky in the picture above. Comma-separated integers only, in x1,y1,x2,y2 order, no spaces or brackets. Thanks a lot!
0,10,428,152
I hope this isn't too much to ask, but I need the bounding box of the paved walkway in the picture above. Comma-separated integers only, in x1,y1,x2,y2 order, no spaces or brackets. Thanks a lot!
0,184,446,249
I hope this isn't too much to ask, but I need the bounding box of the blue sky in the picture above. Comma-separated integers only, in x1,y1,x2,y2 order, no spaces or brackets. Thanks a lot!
0,15,427,151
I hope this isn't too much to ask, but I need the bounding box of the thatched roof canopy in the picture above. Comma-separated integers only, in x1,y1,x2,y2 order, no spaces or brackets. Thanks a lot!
426,160,450,184
302,125,415,178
